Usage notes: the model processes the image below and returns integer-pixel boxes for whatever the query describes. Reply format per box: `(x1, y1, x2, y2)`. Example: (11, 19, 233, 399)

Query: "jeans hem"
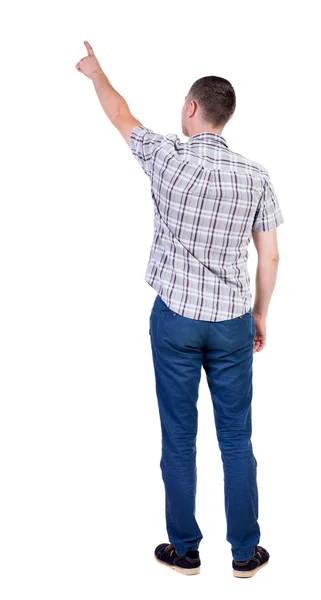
(232, 546, 257, 562)
(175, 544, 199, 556)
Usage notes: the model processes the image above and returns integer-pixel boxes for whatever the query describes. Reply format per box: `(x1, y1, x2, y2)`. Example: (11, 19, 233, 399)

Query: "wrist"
(252, 308, 267, 320)
(91, 68, 105, 81)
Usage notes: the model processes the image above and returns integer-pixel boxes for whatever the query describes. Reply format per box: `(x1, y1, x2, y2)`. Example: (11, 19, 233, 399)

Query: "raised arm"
(75, 41, 142, 146)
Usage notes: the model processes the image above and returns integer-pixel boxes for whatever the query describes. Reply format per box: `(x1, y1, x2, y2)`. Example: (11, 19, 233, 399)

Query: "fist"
(253, 313, 266, 353)
(75, 41, 103, 79)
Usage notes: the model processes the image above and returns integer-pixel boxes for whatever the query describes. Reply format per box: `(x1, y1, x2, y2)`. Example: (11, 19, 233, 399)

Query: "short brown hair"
(187, 76, 236, 128)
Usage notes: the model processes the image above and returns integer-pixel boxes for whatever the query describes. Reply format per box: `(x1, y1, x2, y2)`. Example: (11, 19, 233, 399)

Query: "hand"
(253, 312, 266, 353)
(75, 41, 103, 79)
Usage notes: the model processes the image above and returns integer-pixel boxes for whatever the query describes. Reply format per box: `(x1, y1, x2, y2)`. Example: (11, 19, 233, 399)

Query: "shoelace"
(165, 543, 176, 557)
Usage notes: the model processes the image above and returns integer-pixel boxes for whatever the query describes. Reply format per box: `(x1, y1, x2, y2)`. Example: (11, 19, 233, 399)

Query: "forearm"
(91, 70, 130, 123)
(252, 258, 279, 318)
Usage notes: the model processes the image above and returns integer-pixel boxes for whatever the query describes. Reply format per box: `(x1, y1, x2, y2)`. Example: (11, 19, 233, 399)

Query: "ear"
(188, 99, 197, 117)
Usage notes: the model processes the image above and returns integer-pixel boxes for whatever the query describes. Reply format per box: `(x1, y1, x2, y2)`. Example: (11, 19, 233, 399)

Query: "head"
(181, 76, 236, 138)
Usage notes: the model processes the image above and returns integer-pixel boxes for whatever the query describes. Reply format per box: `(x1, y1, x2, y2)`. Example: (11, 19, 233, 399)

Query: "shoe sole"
(233, 560, 269, 578)
(154, 555, 200, 575)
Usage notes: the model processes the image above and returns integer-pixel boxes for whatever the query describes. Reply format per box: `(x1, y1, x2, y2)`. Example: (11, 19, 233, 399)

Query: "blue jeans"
(149, 294, 260, 561)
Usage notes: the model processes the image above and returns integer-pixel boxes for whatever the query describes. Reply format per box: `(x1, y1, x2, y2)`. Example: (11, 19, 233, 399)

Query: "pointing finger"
(84, 40, 94, 56)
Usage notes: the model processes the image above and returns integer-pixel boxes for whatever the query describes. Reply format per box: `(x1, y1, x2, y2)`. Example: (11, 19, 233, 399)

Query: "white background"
(1, 1, 320, 598)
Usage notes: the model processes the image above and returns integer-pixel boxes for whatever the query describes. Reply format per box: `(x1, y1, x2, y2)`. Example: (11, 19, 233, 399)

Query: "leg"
(149, 296, 205, 556)
(203, 310, 260, 561)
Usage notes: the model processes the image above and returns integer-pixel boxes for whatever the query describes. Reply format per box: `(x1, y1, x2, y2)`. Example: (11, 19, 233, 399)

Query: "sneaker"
(232, 545, 270, 578)
(154, 543, 201, 575)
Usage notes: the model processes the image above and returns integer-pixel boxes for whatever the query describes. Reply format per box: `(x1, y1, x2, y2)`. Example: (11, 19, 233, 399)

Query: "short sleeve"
(252, 170, 284, 232)
(130, 125, 178, 176)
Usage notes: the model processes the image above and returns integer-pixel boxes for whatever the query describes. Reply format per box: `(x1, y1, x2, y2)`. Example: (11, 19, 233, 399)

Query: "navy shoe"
(154, 543, 201, 575)
(232, 545, 270, 578)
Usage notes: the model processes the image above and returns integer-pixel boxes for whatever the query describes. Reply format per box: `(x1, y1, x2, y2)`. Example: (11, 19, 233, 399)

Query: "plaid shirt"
(130, 125, 284, 321)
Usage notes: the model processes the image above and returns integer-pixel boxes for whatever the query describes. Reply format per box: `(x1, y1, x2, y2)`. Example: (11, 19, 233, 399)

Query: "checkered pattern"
(130, 125, 284, 321)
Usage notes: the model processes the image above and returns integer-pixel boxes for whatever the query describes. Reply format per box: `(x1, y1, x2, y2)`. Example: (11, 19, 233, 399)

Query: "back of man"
(76, 46, 284, 578)
(130, 122, 283, 322)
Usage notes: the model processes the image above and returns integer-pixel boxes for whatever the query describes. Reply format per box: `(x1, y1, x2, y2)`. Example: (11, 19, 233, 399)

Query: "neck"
(188, 126, 224, 138)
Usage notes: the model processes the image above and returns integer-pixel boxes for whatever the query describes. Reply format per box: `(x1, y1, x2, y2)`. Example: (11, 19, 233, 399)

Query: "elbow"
(258, 252, 280, 265)
(111, 104, 131, 125)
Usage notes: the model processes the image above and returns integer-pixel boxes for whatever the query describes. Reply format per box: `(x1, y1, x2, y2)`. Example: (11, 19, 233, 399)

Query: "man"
(76, 41, 284, 579)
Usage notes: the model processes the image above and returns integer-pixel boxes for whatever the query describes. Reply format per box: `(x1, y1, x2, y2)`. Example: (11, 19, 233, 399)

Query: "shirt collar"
(188, 131, 228, 150)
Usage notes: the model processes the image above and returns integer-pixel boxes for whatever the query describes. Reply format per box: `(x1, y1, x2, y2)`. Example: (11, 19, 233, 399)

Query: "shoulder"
(130, 125, 180, 145)
(228, 148, 267, 179)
